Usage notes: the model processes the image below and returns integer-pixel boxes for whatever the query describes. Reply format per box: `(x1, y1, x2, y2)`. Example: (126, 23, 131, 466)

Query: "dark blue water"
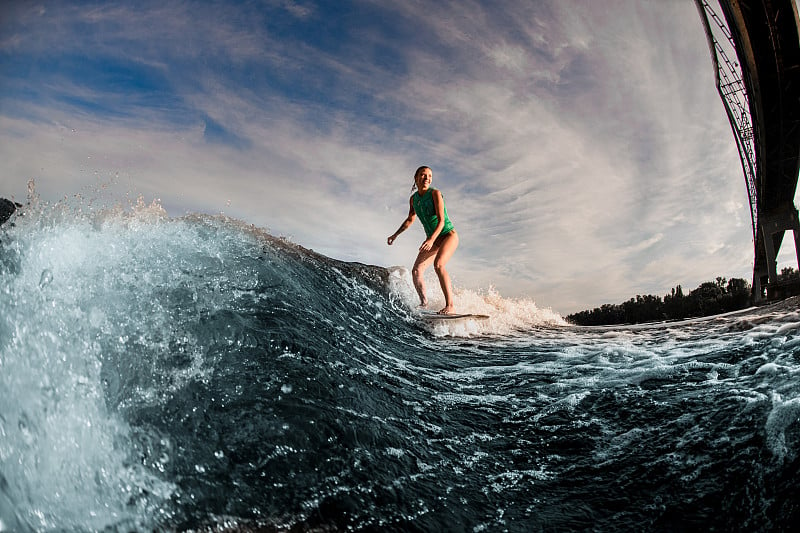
(1, 198, 799, 532)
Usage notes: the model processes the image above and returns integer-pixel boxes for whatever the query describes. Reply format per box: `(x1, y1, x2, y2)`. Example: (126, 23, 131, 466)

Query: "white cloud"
(1, 0, 779, 314)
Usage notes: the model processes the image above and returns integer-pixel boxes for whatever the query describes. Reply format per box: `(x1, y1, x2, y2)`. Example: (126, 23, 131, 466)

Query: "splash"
(0, 194, 180, 530)
(387, 266, 566, 337)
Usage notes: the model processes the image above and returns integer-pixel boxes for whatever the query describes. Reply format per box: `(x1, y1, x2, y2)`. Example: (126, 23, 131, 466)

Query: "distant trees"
(780, 266, 800, 281)
(568, 268, 800, 325)
(567, 276, 753, 326)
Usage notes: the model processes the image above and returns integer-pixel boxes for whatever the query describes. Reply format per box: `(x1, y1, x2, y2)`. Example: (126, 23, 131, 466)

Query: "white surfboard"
(419, 311, 490, 321)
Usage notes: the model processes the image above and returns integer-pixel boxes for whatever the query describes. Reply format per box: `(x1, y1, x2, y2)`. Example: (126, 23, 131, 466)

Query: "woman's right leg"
(412, 248, 437, 307)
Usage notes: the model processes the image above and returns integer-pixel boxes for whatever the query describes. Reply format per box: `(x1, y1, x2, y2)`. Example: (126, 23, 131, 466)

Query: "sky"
(1, 0, 798, 315)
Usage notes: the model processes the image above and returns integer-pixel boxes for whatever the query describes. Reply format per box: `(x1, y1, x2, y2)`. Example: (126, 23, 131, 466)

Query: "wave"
(0, 194, 562, 530)
(8, 193, 796, 531)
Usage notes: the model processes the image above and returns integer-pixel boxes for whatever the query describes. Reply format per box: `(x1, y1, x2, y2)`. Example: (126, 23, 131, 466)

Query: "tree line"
(567, 267, 800, 326)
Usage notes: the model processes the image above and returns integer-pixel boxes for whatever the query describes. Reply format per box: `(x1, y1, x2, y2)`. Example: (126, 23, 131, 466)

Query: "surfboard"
(419, 312, 490, 321)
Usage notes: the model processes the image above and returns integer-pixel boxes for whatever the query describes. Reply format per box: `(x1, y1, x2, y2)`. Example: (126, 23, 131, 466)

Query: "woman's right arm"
(387, 197, 416, 245)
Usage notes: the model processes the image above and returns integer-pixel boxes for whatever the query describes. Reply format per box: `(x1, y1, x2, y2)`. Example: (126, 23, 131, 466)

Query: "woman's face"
(415, 167, 432, 190)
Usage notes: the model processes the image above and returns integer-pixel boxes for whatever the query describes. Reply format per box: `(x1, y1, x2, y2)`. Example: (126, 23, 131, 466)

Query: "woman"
(387, 166, 459, 314)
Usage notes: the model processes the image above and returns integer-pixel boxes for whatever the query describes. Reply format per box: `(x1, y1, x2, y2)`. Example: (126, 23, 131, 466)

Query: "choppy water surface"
(1, 199, 798, 532)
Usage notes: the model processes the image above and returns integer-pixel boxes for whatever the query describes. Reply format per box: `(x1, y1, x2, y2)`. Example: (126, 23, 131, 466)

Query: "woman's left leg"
(433, 230, 459, 314)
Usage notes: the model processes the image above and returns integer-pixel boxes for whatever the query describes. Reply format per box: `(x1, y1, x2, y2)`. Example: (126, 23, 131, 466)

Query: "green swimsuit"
(413, 188, 454, 238)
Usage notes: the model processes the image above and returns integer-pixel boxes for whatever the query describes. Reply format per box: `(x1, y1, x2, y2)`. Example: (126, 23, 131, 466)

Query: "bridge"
(696, 0, 800, 300)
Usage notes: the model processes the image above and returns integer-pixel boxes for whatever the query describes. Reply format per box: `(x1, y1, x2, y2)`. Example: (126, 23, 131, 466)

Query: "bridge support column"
(758, 205, 800, 300)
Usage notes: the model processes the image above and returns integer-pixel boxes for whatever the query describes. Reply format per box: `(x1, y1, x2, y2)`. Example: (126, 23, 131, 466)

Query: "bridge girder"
(699, 0, 800, 300)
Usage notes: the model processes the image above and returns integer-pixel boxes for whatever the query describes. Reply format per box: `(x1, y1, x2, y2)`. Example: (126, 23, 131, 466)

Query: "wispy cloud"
(1, 0, 785, 314)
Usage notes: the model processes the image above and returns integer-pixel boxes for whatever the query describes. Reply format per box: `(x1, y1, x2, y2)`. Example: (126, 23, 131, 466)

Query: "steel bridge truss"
(695, 0, 759, 242)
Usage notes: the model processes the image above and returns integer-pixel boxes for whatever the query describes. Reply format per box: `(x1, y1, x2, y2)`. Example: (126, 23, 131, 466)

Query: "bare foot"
(438, 306, 455, 315)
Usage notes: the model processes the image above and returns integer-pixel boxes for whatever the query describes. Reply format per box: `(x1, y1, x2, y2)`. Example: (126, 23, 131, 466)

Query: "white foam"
(0, 195, 189, 529)
(386, 268, 566, 337)
(765, 392, 800, 463)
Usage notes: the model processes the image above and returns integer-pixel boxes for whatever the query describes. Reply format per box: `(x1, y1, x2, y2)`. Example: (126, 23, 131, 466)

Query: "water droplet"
(281, 384, 292, 394)
(18, 413, 35, 446)
(89, 307, 105, 328)
(194, 464, 206, 473)
(38, 269, 53, 289)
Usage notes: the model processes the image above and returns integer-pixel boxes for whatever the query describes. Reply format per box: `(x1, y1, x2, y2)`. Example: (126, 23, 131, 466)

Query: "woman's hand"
(419, 238, 435, 252)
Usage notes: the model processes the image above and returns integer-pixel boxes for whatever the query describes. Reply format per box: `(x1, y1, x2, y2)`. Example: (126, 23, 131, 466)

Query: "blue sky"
(1, 0, 797, 314)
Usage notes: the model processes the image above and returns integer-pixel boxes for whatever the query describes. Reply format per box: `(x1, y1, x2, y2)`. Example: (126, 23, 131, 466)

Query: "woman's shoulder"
(411, 188, 440, 201)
